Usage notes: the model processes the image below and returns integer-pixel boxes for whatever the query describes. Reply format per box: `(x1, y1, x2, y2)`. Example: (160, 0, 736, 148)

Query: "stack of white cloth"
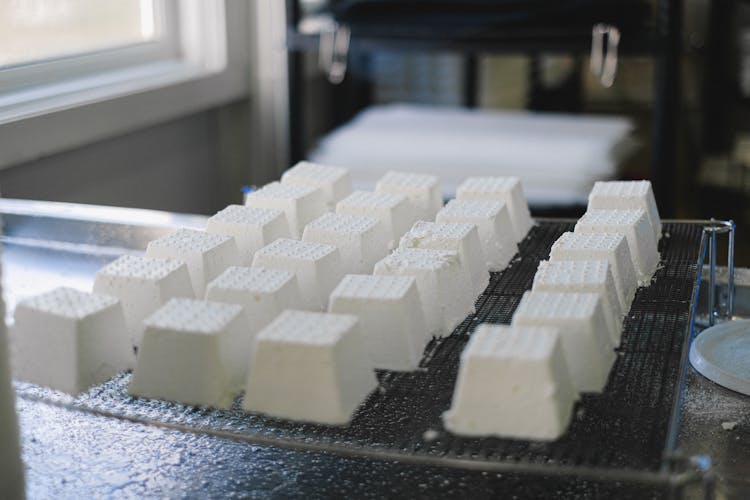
(309, 104, 636, 207)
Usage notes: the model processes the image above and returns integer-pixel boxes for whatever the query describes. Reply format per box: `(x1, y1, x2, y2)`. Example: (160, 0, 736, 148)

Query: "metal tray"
(2, 200, 712, 497)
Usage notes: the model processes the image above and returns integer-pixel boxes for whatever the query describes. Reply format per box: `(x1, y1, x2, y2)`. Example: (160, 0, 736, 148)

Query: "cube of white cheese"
(129, 298, 251, 408)
(245, 181, 328, 238)
(145, 228, 240, 298)
(443, 324, 577, 440)
(0, 276, 25, 499)
(436, 199, 517, 271)
(375, 170, 443, 221)
(336, 190, 416, 249)
(588, 180, 661, 242)
(302, 212, 389, 274)
(251, 238, 342, 311)
(456, 176, 534, 242)
(373, 247, 474, 337)
(243, 310, 377, 425)
(532, 260, 622, 346)
(11, 287, 135, 395)
(399, 221, 489, 297)
(329, 274, 428, 370)
(281, 161, 352, 209)
(575, 209, 659, 285)
(512, 291, 616, 393)
(93, 255, 194, 350)
(206, 205, 291, 265)
(549, 231, 638, 314)
(206, 266, 303, 333)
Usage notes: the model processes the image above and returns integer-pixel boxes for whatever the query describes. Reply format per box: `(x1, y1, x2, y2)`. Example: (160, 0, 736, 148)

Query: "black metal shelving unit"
(284, 0, 683, 218)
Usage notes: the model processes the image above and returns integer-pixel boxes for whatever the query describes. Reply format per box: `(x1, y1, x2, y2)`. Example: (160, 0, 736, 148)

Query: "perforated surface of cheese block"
(93, 255, 194, 348)
(399, 220, 488, 297)
(575, 208, 659, 285)
(444, 324, 576, 440)
(329, 274, 428, 370)
(21, 285, 119, 318)
(588, 180, 661, 242)
(532, 259, 622, 346)
(130, 298, 251, 408)
(373, 247, 474, 336)
(512, 291, 616, 393)
(251, 238, 342, 310)
(11, 287, 134, 395)
(206, 205, 291, 265)
(302, 212, 389, 274)
(243, 310, 377, 425)
(455, 176, 533, 241)
(437, 199, 517, 271)
(145, 228, 240, 298)
(245, 181, 328, 238)
(281, 161, 352, 209)
(375, 170, 443, 221)
(206, 266, 303, 333)
(548, 231, 637, 313)
(335, 190, 416, 249)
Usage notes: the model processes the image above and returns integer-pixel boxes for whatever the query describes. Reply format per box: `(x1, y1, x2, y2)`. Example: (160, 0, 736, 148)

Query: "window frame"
(0, 0, 253, 170)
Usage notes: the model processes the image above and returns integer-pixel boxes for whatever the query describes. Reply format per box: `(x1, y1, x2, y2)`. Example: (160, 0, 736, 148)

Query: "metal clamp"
(318, 21, 350, 85)
(590, 23, 621, 88)
(704, 219, 736, 326)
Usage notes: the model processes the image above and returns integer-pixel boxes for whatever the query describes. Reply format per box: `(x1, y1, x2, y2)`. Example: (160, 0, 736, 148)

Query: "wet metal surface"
(680, 270, 750, 499)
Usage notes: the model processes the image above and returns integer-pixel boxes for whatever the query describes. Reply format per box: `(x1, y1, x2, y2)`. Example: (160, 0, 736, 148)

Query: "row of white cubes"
(444, 180, 663, 440)
(10, 164, 533, 426)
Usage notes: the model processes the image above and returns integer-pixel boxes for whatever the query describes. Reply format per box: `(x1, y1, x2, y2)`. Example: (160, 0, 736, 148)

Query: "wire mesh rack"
(16, 220, 708, 489)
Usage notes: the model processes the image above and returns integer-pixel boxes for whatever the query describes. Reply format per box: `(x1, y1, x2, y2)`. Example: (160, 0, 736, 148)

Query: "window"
(0, 0, 187, 100)
(0, 0, 253, 169)
(0, 0, 166, 68)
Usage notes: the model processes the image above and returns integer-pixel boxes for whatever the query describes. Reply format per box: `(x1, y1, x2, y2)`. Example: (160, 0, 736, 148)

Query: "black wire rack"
(17, 220, 706, 484)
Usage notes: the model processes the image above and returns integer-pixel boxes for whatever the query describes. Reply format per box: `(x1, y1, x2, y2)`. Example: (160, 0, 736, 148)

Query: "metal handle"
(703, 219, 736, 325)
(590, 24, 621, 88)
(318, 21, 350, 85)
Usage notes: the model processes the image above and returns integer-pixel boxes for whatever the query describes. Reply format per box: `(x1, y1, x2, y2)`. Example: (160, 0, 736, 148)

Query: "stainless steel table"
(3, 199, 746, 499)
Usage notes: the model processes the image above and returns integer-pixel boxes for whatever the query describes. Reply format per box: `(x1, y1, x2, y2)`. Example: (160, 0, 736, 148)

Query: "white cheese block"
(443, 324, 576, 440)
(0, 263, 25, 499)
(206, 266, 303, 333)
(436, 199, 517, 271)
(455, 176, 534, 242)
(129, 298, 251, 408)
(251, 238, 342, 311)
(93, 255, 194, 350)
(11, 287, 135, 394)
(206, 205, 291, 265)
(512, 291, 616, 393)
(375, 170, 443, 221)
(302, 212, 389, 274)
(335, 190, 416, 250)
(575, 209, 659, 285)
(329, 274, 428, 370)
(245, 181, 328, 238)
(588, 180, 661, 242)
(281, 161, 352, 209)
(532, 260, 622, 346)
(145, 228, 240, 298)
(243, 310, 377, 425)
(373, 247, 474, 337)
(399, 220, 489, 297)
(549, 231, 638, 314)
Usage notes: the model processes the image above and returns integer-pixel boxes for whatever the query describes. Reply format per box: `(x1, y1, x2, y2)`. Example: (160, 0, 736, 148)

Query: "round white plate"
(689, 319, 750, 396)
